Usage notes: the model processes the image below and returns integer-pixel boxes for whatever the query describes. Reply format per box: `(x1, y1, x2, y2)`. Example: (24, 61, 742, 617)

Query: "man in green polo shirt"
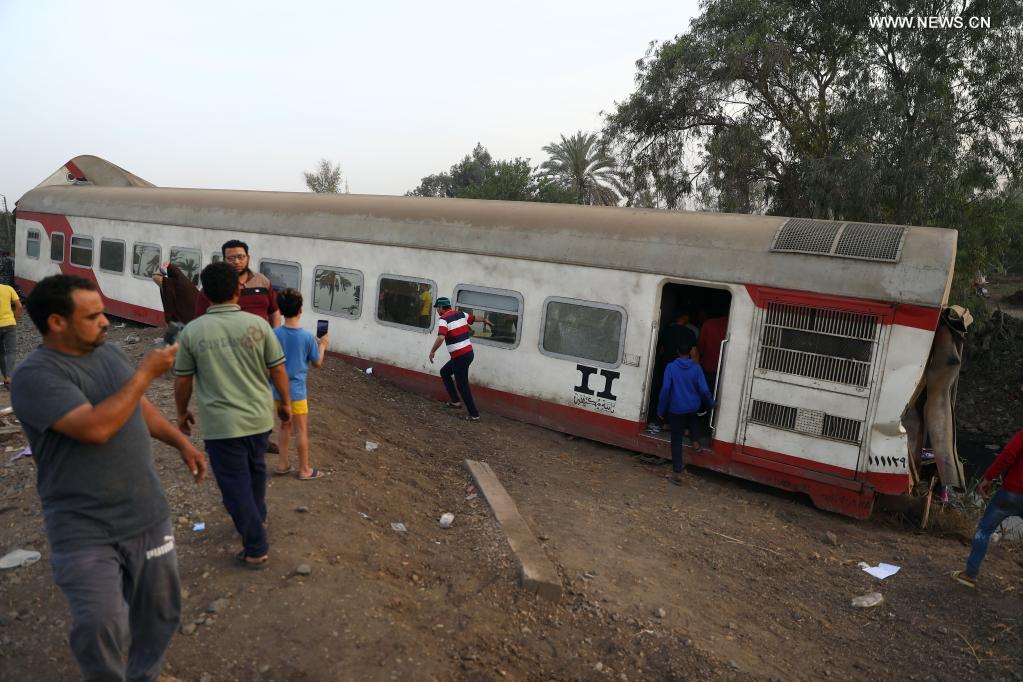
(174, 262, 291, 569)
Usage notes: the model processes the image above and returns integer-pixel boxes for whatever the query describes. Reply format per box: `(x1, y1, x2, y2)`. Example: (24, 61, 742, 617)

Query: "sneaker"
(667, 471, 686, 486)
(646, 423, 661, 434)
(951, 570, 976, 588)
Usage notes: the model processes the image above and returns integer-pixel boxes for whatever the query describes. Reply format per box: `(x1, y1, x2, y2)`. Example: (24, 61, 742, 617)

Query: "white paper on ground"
(862, 562, 900, 579)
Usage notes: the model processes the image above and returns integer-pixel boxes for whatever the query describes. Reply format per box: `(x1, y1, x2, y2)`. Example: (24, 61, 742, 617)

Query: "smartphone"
(161, 321, 184, 346)
(316, 319, 329, 338)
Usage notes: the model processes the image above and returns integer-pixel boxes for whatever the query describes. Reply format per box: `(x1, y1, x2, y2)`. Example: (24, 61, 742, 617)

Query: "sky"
(0, 0, 700, 205)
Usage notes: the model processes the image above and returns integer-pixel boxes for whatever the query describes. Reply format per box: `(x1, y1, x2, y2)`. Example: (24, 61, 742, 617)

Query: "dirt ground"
(1, 311, 1021, 681)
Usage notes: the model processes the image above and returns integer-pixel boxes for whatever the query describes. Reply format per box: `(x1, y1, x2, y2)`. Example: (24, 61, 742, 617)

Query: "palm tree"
(175, 257, 199, 285)
(540, 131, 627, 206)
(315, 269, 352, 310)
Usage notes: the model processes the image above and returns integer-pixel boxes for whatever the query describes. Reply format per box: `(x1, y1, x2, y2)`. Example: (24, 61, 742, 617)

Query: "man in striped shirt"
(428, 297, 480, 421)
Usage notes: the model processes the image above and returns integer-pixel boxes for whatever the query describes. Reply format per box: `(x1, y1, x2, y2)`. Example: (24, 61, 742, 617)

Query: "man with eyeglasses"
(194, 240, 281, 328)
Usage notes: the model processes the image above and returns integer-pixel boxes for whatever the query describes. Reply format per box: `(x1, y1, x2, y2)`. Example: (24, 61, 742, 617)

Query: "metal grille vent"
(772, 219, 840, 255)
(835, 223, 904, 261)
(772, 219, 905, 263)
(749, 399, 862, 444)
(758, 303, 880, 387)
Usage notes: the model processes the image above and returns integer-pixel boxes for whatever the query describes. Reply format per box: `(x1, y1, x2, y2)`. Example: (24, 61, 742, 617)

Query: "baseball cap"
(433, 297, 451, 308)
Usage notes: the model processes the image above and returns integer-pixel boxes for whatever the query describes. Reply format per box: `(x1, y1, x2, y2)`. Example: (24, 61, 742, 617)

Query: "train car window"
(50, 232, 65, 262)
(376, 275, 436, 332)
(70, 236, 94, 268)
(170, 247, 202, 286)
(453, 285, 523, 349)
(259, 259, 301, 291)
(211, 253, 222, 264)
(26, 229, 40, 259)
(540, 297, 627, 367)
(312, 266, 363, 319)
(132, 243, 162, 279)
(99, 239, 125, 273)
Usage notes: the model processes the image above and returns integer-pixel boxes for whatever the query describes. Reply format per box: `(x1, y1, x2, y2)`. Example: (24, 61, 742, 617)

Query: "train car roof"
(18, 185, 956, 307)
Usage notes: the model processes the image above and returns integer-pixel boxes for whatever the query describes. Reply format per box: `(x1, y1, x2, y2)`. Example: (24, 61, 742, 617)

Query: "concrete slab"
(464, 459, 562, 602)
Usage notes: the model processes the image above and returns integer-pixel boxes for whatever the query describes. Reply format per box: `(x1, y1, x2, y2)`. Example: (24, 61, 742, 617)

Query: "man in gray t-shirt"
(12, 275, 206, 681)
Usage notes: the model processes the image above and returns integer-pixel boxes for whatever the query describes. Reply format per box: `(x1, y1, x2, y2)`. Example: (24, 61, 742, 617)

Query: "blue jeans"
(206, 432, 271, 558)
(966, 488, 1023, 578)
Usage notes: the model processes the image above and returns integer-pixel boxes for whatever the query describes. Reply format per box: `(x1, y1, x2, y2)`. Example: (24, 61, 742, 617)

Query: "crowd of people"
(2, 239, 1020, 680)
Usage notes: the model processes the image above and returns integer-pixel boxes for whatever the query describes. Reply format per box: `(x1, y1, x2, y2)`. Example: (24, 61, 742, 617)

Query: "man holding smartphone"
(174, 262, 291, 569)
(12, 275, 206, 681)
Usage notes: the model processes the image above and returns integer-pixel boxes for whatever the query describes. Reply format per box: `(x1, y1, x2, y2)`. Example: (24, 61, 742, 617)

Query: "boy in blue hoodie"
(658, 343, 715, 485)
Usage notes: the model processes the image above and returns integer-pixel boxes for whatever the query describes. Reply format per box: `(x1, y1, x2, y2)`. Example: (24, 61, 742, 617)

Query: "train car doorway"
(643, 283, 732, 445)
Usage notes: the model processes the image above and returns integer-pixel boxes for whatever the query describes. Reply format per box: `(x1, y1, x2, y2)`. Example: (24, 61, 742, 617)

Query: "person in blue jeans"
(658, 344, 715, 486)
(953, 428, 1023, 588)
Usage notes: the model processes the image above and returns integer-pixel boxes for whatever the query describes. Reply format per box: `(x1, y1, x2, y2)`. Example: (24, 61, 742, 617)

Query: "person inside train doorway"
(952, 427, 1023, 588)
(658, 343, 715, 485)
(696, 305, 729, 397)
(195, 239, 285, 452)
(429, 297, 480, 422)
(647, 310, 699, 434)
(174, 262, 291, 569)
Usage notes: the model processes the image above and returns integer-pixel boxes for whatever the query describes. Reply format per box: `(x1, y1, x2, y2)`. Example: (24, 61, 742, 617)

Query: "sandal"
(298, 468, 324, 481)
(951, 570, 976, 588)
(273, 466, 294, 476)
(235, 550, 269, 570)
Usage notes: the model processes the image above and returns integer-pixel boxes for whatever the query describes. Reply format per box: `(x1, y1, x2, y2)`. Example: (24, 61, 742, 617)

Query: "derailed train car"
(14, 156, 962, 518)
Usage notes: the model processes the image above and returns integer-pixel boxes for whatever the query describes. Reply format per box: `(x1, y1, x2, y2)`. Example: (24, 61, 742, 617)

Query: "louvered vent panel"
(771, 219, 906, 263)
(772, 219, 840, 255)
(758, 303, 880, 387)
(834, 223, 904, 262)
(749, 400, 862, 444)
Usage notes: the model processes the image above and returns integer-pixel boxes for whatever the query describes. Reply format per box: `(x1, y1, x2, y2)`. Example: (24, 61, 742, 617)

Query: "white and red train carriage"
(14, 156, 958, 518)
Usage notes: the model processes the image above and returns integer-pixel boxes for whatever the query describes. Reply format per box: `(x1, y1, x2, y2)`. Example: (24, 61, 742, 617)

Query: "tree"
(303, 159, 347, 194)
(539, 131, 627, 205)
(407, 144, 576, 203)
(604, 0, 1023, 303)
(315, 268, 353, 310)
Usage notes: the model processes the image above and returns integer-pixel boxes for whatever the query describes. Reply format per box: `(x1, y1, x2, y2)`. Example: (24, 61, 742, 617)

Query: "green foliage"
(539, 131, 627, 205)
(604, 0, 1023, 299)
(303, 159, 347, 194)
(0, 211, 13, 253)
(407, 143, 575, 203)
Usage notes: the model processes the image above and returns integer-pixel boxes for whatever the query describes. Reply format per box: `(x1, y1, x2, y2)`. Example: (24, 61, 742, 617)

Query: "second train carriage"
(14, 157, 958, 518)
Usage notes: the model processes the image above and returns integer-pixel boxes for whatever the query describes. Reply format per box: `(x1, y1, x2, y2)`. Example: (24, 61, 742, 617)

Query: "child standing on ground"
(272, 289, 328, 480)
(658, 343, 715, 486)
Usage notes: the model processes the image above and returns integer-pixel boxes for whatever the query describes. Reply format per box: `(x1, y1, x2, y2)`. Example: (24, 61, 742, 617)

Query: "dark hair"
(221, 239, 249, 256)
(676, 344, 693, 357)
(200, 262, 240, 304)
(277, 288, 303, 318)
(26, 275, 98, 334)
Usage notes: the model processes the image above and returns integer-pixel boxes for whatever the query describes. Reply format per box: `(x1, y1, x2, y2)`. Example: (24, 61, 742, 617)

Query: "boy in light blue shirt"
(272, 289, 329, 480)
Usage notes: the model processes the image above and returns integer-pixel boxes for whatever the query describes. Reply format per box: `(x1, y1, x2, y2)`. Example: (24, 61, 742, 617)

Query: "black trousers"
(668, 412, 704, 473)
(440, 351, 479, 418)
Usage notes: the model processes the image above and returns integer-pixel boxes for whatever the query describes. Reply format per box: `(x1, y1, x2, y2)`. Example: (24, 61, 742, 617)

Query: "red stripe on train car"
(15, 210, 166, 326)
(64, 160, 87, 181)
(745, 284, 940, 331)
(328, 351, 901, 517)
